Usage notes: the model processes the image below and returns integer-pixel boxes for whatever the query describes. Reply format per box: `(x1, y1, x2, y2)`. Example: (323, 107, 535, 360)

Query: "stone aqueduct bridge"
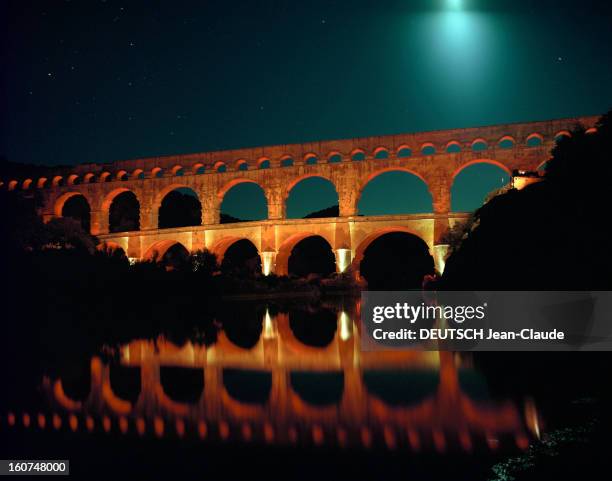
(6, 115, 598, 275)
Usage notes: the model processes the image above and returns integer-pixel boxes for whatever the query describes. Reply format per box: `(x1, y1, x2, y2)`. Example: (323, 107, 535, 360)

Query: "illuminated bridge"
(2, 115, 598, 275)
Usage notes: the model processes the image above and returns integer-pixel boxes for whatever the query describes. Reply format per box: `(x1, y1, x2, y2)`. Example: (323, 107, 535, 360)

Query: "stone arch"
(451, 160, 512, 212)
(285, 174, 339, 219)
(218, 178, 268, 222)
(327, 151, 343, 163)
(156, 184, 202, 229)
(421, 142, 436, 155)
(235, 159, 249, 171)
(210, 236, 260, 264)
(151, 167, 164, 178)
(67, 174, 79, 185)
(396, 145, 412, 158)
(497, 135, 516, 149)
(8, 180, 18, 191)
(54, 191, 90, 217)
(22, 179, 33, 190)
(526, 132, 544, 146)
(554, 130, 572, 141)
(257, 157, 271, 169)
(37, 177, 48, 188)
(52, 175, 63, 187)
(83, 173, 95, 183)
(275, 232, 335, 276)
(585, 127, 597, 134)
(357, 168, 433, 215)
(304, 153, 318, 165)
(55, 191, 92, 232)
(214, 161, 227, 173)
(445, 140, 462, 153)
(101, 188, 141, 232)
(351, 148, 365, 161)
(192, 163, 205, 175)
(280, 155, 294, 167)
(352, 226, 430, 276)
(115, 170, 127, 181)
(373, 147, 390, 159)
(471, 138, 488, 151)
(170, 165, 184, 176)
(143, 240, 189, 263)
(100, 171, 112, 182)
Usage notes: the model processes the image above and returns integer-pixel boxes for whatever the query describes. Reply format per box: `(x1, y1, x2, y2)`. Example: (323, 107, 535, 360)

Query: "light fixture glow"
(448, 0, 462, 9)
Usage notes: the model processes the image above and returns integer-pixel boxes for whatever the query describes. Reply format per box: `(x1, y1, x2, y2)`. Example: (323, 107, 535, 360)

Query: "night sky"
(2, 0, 611, 216)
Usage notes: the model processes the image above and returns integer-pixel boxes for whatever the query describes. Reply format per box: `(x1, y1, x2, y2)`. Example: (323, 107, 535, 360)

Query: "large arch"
(352, 227, 433, 287)
(101, 188, 140, 231)
(157, 185, 202, 229)
(143, 240, 190, 268)
(215, 238, 262, 277)
(54, 192, 91, 232)
(218, 179, 268, 223)
(108, 190, 140, 233)
(285, 175, 339, 219)
(357, 169, 433, 215)
(451, 160, 512, 212)
(275, 232, 335, 277)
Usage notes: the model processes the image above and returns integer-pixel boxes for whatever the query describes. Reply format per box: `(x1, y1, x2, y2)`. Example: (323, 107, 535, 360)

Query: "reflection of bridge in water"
(39, 309, 540, 451)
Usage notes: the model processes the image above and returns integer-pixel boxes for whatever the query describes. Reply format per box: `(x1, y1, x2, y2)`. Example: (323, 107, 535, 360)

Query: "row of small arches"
(1, 128, 587, 191)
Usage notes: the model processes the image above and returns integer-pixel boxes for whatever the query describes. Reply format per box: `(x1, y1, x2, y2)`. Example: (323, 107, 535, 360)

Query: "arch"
(67, 174, 79, 185)
(585, 127, 597, 135)
(83, 173, 96, 183)
(288, 308, 337, 348)
(52, 175, 63, 187)
(223, 369, 271, 405)
(351, 149, 365, 161)
(290, 371, 344, 406)
(554, 130, 572, 141)
(526, 133, 544, 147)
(100, 171, 112, 182)
(108, 190, 140, 232)
(280, 155, 294, 167)
(471, 138, 488, 152)
(8, 180, 18, 191)
(151, 167, 164, 178)
(327, 152, 342, 163)
(397, 145, 412, 158)
(304, 153, 318, 165)
(451, 160, 511, 212)
(159, 367, 203, 404)
(143, 240, 189, 263)
(275, 232, 335, 277)
(115, 170, 127, 181)
(157, 185, 201, 228)
(37, 177, 48, 188)
(445, 140, 462, 153)
(497, 135, 516, 149)
(421, 142, 436, 155)
(373, 147, 390, 159)
(286, 175, 339, 219)
(214, 161, 227, 173)
(171, 165, 184, 176)
(363, 370, 438, 406)
(192, 163, 205, 175)
(236, 159, 249, 171)
(357, 169, 433, 215)
(219, 179, 268, 222)
(55, 192, 91, 232)
(257, 157, 271, 169)
(354, 229, 434, 288)
(217, 238, 262, 276)
(22, 179, 33, 190)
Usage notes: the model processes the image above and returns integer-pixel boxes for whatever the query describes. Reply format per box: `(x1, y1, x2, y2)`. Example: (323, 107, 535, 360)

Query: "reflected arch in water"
(218, 303, 265, 349)
(363, 370, 438, 406)
(109, 365, 141, 405)
(160, 366, 204, 404)
(287, 308, 337, 348)
(290, 371, 344, 406)
(223, 369, 272, 405)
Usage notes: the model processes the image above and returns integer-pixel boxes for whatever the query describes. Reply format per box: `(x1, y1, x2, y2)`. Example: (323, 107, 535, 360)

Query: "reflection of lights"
(262, 251, 276, 276)
(339, 311, 352, 340)
(263, 308, 276, 339)
(433, 244, 449, 274)
(524, 397, 541, 439)
(335, 248, 351, 273)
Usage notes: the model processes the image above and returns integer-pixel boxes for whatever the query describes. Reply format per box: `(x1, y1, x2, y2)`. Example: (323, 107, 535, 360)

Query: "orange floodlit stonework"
(2, 116, 597, 275)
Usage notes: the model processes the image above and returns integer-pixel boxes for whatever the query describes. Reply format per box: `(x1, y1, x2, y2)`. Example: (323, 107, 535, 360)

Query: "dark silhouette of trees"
(442, 110, 612, 290)
(61, 195, 91, 232)
(303, 204, 339, 218)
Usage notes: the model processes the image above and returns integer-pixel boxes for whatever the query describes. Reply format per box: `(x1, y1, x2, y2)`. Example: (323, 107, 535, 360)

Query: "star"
(321, 19, 326, 24)
(557, 56, 563, 61)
